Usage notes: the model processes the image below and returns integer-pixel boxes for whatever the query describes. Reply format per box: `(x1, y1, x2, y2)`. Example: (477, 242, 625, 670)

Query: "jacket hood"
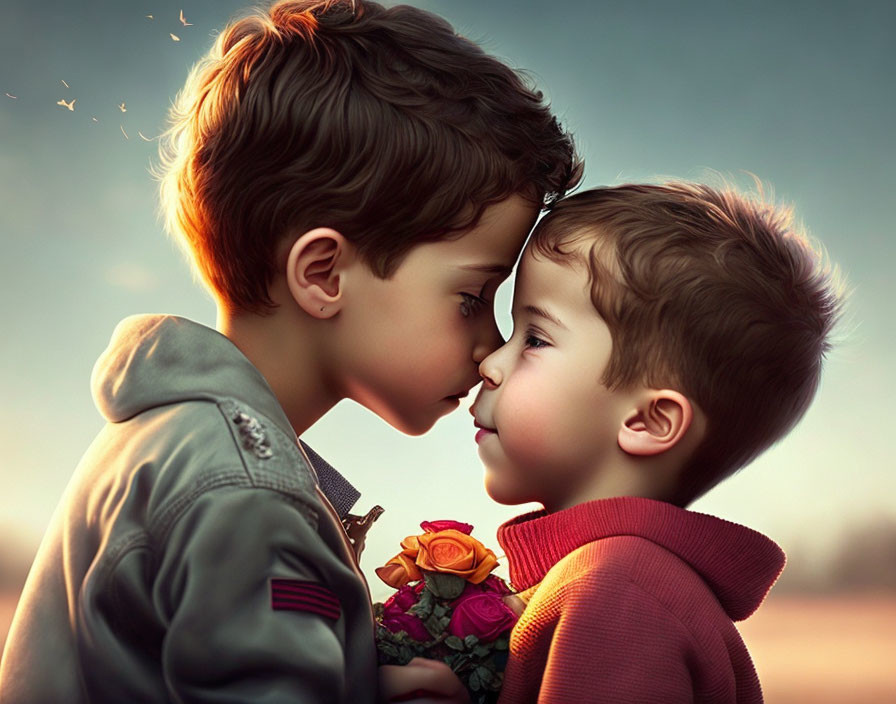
(91, 315, 295, 440)
(498, 496, 785, 622)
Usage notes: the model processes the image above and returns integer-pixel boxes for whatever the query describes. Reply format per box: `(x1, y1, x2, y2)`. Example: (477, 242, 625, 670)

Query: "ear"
(617, 390, 694, 457)
(284, 228, 353, 319)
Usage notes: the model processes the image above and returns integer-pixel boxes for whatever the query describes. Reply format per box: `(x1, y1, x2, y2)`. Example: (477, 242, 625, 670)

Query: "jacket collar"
(300, 440, 360, 517)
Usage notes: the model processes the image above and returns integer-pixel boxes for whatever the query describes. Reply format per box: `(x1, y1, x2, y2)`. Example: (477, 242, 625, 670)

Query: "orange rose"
(375, 536, 422, 588)
(415, 529, 498, 584)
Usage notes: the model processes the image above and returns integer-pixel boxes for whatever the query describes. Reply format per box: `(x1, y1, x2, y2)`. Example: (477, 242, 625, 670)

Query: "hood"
(498, 496, 785, 622)
(91, 314, 363, 518)
(90, 315, 295, 440)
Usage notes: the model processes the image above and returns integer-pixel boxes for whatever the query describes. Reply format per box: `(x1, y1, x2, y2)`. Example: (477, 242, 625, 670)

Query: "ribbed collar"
(497, 496, 785, 622)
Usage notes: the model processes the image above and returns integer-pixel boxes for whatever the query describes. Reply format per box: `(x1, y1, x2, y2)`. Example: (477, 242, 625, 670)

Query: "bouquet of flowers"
(374, 520, 519, 704)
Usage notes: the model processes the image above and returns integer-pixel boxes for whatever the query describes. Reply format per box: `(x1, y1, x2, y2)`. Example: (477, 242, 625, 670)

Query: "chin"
(356, 397, 441, 437)
(388, 412, 440, 437)
(483, 472, 527, 507)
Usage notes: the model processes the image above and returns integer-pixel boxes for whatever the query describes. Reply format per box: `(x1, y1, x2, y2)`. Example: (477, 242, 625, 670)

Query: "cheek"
(399, 319, 471, 383)
(494, 374, 562, 463)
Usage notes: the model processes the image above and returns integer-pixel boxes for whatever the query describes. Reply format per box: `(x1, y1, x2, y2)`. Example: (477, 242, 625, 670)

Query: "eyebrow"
(523, 304, 566, 329)
(458, 264, 514, 277)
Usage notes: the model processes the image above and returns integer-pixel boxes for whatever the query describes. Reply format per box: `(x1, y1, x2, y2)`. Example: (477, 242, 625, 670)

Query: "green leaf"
(476, 666, 495, 688)
(423, 571, 467, 599)
(473, 644, 490, 658)
(378, 642, 399, 659)
(444, 635, 465, 651)
(469, 669, 481, 692)
(409, 588, 435, 619)
(424, 611, 447, 638)
(464, 634, 479, 648)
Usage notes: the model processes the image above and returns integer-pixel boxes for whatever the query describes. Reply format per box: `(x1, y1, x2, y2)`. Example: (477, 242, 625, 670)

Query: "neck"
(216, 305, 339, 436)
(545, 455, 679, 513)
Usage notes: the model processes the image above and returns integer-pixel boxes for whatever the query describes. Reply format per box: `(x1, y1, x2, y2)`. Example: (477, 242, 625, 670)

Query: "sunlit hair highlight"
(155, 0, 581, 312)
(530, 182, 843, 505)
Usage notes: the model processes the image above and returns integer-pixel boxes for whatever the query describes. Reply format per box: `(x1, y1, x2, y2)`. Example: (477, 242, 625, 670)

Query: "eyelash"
(460, 292, 488, 318)
(523, 330, 549, 349)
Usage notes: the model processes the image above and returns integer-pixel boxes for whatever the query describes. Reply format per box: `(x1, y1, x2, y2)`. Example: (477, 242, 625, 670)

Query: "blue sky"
(1, 0, 893, 593)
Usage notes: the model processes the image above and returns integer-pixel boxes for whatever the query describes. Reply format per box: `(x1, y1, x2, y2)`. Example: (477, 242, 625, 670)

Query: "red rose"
(383, 584, 420, 612)
(381, 604, 431, 642)
(420, 520, 474, 535)
(481, 574, 513, 596)
(447, 592, 518, 643)
(451, 574, 513, 606)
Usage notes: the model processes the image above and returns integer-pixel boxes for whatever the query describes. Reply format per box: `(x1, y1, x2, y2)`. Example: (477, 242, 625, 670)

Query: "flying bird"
(60, 79, 70, 88)
(91, 116, 98, 122)
(118, 102, 127, 112)
(179, 10, 192, 26)
(57, 98, 76, 111)
(145, 14, 154, 20)
(138, 131, 156, 142)
(5, 93, 17, 99)
(120, 125, 129, 140)
(170, 33, 181, 41)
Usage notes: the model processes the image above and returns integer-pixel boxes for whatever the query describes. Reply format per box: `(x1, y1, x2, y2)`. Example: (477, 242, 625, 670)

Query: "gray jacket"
(0, 315, 379, 703)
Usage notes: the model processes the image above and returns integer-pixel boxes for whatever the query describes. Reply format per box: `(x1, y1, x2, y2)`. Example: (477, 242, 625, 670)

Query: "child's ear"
(285, 228, 353, 319)
(617, 390, 693, 457)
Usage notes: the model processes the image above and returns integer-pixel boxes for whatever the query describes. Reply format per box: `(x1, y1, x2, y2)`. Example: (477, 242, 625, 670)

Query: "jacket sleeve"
(536, 575, 696, 704)
(151, 485, 361, 703)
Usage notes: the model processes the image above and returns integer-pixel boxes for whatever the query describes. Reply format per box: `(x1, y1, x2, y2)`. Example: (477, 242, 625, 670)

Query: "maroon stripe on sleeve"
(272, 600, 341, 620)
(272, 593, 340, 615)
(272, 580, 338, 600)
(270, 579, 342, 621)
(272, 582, 339, 606)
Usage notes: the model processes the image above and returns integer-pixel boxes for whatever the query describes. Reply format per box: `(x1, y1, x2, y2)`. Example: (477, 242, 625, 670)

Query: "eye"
(523, 332, 550, 349)
(460, 292, 488, 318)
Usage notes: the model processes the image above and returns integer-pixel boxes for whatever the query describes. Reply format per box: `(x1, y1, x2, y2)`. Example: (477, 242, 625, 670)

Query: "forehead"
(514, 247, 594, 312)
(430, 193, 539, 265)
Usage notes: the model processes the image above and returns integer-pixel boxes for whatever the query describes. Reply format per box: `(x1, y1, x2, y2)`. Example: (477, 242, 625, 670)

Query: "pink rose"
(383, 584, 420, 612)
(420, 520, 474, 535)
(381, 605, 431, 642)
(447, 592, 518, 643)
(451, 574, 513, 606)
(481, 574, 512, 596)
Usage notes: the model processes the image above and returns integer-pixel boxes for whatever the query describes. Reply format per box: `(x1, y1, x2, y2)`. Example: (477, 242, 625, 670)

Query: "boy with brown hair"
(471, 182, 841, 702)
(0, 1, 579, 701)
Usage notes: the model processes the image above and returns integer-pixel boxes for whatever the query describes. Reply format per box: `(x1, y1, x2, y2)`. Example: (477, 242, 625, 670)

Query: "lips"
(472, 419, 497, 444)
(445, 375, 485, 402)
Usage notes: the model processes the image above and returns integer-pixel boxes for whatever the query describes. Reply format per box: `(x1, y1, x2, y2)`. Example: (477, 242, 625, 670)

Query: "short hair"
(530, 182, 842, 505)
(157, 0, 582, 312)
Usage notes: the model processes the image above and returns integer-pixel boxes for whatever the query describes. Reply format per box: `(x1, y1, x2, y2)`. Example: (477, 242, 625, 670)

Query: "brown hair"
(156, 0, 581, 312)
(530, 182, 843, 505)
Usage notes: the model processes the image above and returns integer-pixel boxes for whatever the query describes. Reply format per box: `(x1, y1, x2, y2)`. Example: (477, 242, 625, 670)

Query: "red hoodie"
(496, 497, 785, 703)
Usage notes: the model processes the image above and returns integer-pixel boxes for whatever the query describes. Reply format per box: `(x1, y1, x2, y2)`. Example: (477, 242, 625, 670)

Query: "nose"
(472, 315, 505, 366)
(478, 346, 503, 388)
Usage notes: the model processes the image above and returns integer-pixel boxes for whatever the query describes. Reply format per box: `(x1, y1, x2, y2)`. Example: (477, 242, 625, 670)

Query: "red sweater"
(496, 497, 785, 704)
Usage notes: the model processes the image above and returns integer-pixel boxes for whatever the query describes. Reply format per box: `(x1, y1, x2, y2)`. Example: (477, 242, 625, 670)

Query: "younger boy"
(0, 1, 579, 701)
(471, 183, 840, 702)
